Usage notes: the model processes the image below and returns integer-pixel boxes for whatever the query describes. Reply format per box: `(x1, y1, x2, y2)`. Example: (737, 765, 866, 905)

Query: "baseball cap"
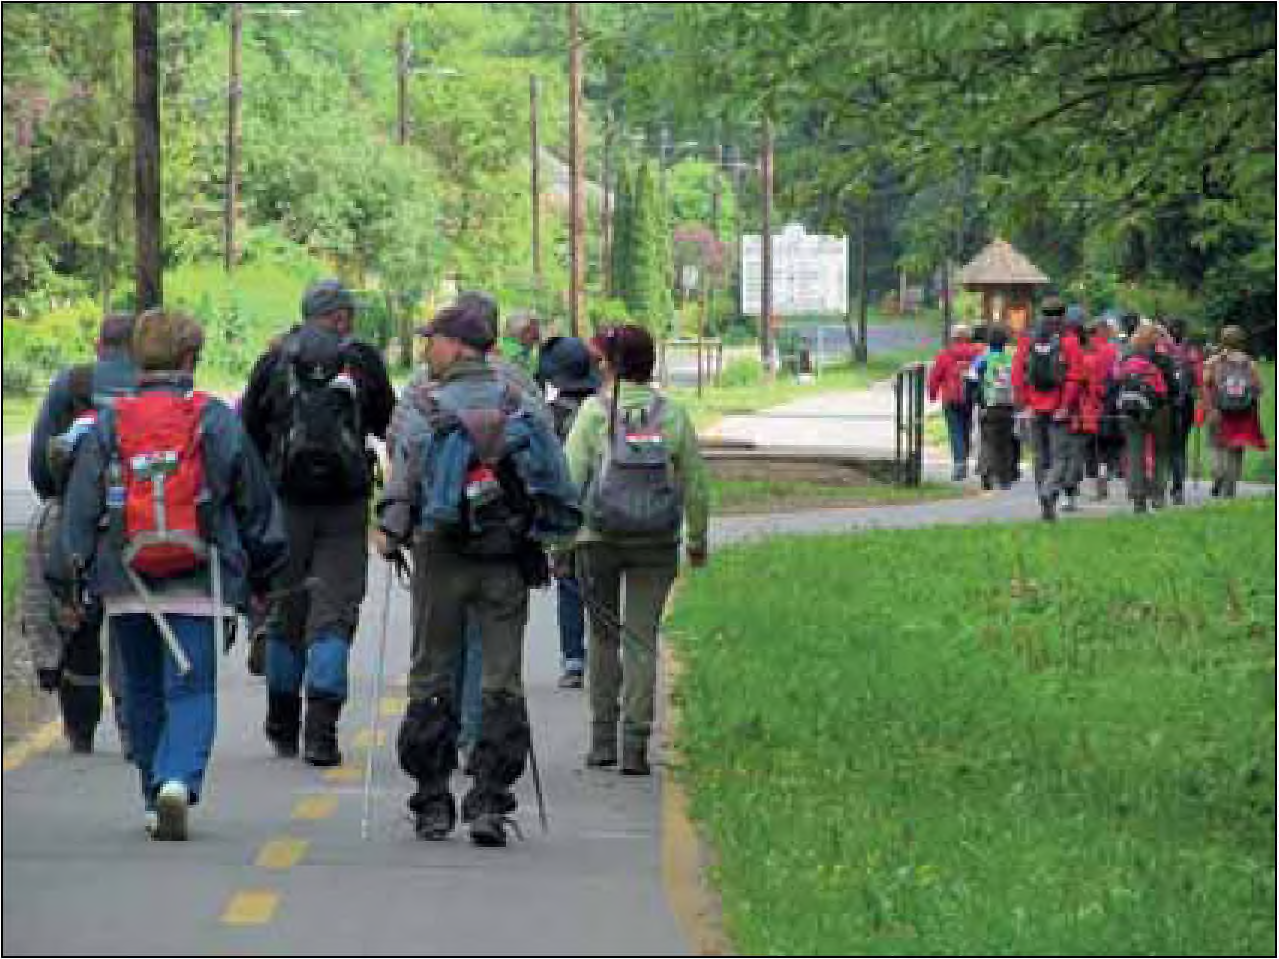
(416, 292, 499, 350)
(301, 279, 356, 320)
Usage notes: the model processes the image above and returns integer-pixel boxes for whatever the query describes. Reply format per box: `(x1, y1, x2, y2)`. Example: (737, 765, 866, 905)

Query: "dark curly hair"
(590, 324, 655, 382)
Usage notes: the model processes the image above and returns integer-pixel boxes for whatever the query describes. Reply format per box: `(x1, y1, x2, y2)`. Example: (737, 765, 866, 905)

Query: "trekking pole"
(526, 726, 550, 835)
(361, 554, 396, 841)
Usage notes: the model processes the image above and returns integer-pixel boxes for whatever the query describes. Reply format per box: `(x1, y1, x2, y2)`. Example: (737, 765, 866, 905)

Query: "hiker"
(564, 324, 709, 775)
(1054, 307, 1091, 512)
(1080, 317, 1123, 499)
(498, 309, 542, 379)
(537, 336, 602, 689)
(1013, 296, 1084, 520)
(25, 312, 138, 755)
(1114, 323, 1172, 512)
(46, 309, 287, 840)
(1163, 318, 1205, 505)
(376, 292, 580, 846)
(926, 324, 982, 481)
(972, 325, 1017, 489)
(240, 280, 395, 766)
(1203, 325, 1267, 498)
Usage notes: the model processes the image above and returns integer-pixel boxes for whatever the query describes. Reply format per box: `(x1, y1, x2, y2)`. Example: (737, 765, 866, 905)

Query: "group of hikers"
(928, 296, 1268, 519)
(23, 282, 708, 848)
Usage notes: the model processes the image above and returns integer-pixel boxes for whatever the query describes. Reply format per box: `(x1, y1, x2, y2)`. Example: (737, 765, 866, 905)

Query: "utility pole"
(601, 112, 613, 298)
(134, 2, 162, 310)
(568, 2, 585, 336)
(529, 74, 542, 304)
(709, 143, 722, 338)
(760, 116, 774, 371)
(223, 1, 243, 273)
(396, 25, 410, 146)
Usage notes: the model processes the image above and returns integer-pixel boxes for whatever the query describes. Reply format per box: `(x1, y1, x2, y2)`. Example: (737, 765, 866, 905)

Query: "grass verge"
(2, 533, 26, 619)
(710, 479, 960, 514)
(668, 498, 1276, 955)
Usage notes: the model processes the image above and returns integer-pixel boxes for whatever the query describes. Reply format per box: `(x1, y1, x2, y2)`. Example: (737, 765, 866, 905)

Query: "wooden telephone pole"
(134, 2, 162, 310)
(759, 116, 774, 370)
(568, 2, 585, 336)
(224, 2, 243, 272)
(530, 74, 542, 301)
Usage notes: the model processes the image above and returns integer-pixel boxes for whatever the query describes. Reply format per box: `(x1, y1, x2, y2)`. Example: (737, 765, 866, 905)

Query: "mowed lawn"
(668, 498, 1275, 956)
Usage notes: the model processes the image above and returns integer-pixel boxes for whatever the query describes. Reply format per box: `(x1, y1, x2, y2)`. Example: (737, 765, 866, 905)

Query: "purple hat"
(416, 292, 498, 350)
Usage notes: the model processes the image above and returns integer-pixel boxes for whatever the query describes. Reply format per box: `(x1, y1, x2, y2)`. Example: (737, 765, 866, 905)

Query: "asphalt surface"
(2, 562, 687, 957)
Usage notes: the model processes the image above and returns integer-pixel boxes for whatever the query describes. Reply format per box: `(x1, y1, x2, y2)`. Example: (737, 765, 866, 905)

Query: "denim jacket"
(47, 376, 288, 611)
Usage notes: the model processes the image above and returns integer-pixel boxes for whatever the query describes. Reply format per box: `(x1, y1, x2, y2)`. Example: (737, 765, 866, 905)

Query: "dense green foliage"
(596, 4, 1276, 347)
(669, 498, 1276, 955)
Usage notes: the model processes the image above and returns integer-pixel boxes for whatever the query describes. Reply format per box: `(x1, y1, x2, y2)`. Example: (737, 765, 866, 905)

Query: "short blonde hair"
(132, 309, 204, 371)
(1129, 322, 1161, 351)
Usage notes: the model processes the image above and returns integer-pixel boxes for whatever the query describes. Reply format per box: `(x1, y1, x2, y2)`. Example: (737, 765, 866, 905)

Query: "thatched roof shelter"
(957, 239, 1050, 332)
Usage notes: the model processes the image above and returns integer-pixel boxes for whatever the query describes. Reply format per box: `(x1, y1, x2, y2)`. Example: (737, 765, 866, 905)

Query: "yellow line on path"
(323, 764, 362, 784)
(353, 728, 386, 749)
(255, 837, 309, 871)
(291, 795, 339, 820)
(380, 695, 407, 718)
(2, 719, 64, 773)
(221, 890, 280, 926)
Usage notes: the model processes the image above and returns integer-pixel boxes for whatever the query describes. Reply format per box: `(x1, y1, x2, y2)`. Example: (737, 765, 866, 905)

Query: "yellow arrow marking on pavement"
(221, 890, 280, 926)
(291, 795, 338, 820)
(353, 728, 386, 749)
(323, 764, 362, 784)
(255, 837, 309, 870)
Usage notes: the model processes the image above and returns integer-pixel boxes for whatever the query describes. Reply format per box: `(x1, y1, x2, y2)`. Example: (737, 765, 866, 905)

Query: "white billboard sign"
(741, 222, 848, 316)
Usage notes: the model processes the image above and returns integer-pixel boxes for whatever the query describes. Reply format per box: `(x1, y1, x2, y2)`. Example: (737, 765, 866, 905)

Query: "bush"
(719, 355, 764, 387)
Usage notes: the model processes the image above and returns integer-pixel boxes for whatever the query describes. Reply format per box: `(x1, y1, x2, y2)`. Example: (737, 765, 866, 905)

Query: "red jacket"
(1074, 338, 1119, 434)
(927, 342, 981, 406)
(1014, 332, 1084, 414)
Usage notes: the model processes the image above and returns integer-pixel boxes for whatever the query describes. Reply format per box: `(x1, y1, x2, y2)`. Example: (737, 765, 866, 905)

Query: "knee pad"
(266, 637, 305, 695)
(305, 635, 349, 701)
(397, 694, 460, 784)
(472, 691, 530, 788)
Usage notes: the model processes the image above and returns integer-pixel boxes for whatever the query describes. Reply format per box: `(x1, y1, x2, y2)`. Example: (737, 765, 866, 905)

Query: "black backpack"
(1027, 337, 1064, 391)
(272, 327, 369, 501)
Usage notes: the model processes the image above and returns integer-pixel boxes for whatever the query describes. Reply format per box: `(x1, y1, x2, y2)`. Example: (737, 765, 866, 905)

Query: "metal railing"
(894, 361, 927, 486)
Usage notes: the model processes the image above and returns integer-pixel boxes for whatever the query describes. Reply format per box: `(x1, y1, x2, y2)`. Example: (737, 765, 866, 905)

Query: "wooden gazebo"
(957, 239, 1049, 333)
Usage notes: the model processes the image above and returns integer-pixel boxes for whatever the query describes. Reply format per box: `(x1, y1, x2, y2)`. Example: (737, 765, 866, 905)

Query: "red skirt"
(1214, 409, 1268, 450)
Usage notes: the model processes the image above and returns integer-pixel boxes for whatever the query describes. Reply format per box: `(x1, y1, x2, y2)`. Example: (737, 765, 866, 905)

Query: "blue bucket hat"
(537, 336, 601, 393)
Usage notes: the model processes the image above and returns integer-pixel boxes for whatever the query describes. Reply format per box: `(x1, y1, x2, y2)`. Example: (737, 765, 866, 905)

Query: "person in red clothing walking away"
(1163, 317, 1205, 505)
(1114, 324, 1173, 513)
(1080, 317, 1123, 499)
(927, 324, 982, 481)
(1203, 324, 1268, 498)
(1013, 297, 1084, 521)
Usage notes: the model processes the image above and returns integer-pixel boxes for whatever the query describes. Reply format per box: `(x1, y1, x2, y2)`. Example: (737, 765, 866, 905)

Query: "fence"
(894, 361, 927, 486)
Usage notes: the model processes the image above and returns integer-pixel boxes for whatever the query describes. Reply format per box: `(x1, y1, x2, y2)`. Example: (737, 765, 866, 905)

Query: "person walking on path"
(377, 292, 580, 847)
(1013, 297, 1085, 521)
(26, 312, 138, 755)
(564, 324, 709, 776)
(926, 324, 982, 481)
(1203, 324, 1268, 498)
(1115, 323, 1173, 512)
(971, 325, 1018, 489)
(538, 336, 602, 690)
(1163, 318, 1206, 505)
(1081, 317, 1123, 499)
(240, 280, 395, 767)
(46, 309, 287, 840)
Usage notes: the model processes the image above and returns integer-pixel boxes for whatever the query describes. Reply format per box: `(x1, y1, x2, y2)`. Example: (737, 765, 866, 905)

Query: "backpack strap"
(67, 363, 95, 418)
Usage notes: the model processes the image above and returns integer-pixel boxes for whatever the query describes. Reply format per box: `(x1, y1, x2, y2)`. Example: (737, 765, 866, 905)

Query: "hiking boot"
(1095, 476, 1109, 500)
(469, 812, 511, 848)
(1171, 487, 1186, 506)
(1151, 494, 1166, 510)
(411, 792, 457, 842)
(265, 692, 302, 759)
(1134, 498, 1149, 514)
(980, 473, 993, 491)
(1211, 478, 1223, 498)
(1039, 494, 1057, 522)
(461, 787, 517, 822)
(302, 697, 342, 768)
(585, 723, 617, 767)
(620, 738, 651, 777)
(1062, 492, 1079, 513)
(951, 464, 966, 482)
(66, 730, 94, 755)
(152, 781, 189, 841)
(557, 670, 584, 690)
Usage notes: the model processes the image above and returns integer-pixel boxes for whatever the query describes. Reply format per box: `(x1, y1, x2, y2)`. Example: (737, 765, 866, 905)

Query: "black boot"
(585, 721, 617, 767)
(303, 695, 343, 767)
(409, 786, 457, 841)
(620, 734, 651, 776)
(465, 692, 530, 847)
(265, 692, 302, 758)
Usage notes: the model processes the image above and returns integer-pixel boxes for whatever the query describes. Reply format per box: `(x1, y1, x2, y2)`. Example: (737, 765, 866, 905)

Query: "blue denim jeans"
(455, 616, 482, 748)
(557, 576, 586, 673)
(113, 613, 217, 806)
(944, 403, 974, 466)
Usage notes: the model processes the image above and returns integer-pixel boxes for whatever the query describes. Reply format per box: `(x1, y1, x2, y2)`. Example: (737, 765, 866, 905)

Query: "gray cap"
(301, 279, 356, 320)
(416, 291, 499, 350)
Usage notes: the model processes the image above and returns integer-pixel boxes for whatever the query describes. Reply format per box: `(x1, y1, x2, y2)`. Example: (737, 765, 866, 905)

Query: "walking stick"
(361, 556, 395, 841)
(526, 726, 550, 835)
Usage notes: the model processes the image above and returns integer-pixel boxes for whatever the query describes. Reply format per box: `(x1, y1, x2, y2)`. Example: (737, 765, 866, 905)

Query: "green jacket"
(564, 381, 709, 552)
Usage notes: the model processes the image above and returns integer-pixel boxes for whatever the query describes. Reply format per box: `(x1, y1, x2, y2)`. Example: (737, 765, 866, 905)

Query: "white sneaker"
(152, 781, 189, 841)
(143, 809, 158, 836)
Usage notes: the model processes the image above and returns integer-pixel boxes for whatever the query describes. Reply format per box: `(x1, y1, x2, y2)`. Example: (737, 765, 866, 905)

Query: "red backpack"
(111, 391, 210, 578)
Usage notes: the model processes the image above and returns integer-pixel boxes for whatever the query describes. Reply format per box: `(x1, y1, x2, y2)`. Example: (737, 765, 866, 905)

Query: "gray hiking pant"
(269, 497, 369, 645)
(1124, 408, 1171, 504)
(577, 542, 679, 745)
(1029, 413, 1074, 501)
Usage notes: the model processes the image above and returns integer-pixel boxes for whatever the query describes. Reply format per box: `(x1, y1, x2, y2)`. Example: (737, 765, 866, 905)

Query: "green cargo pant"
(408, 537, 529, 703)
(577, 542, 679, 745)
(1124, 407, 1171, 505)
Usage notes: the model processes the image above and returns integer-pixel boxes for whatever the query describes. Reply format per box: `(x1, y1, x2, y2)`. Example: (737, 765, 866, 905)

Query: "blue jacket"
(29, 351, 138, 501)
(47, 376, 288, 611)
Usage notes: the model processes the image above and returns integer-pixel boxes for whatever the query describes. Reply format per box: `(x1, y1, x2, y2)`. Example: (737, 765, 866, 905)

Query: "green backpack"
(982, 351, 1016, 407)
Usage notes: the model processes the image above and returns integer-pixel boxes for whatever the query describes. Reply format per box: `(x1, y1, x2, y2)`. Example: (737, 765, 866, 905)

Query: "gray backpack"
(585, 393, 683, 537)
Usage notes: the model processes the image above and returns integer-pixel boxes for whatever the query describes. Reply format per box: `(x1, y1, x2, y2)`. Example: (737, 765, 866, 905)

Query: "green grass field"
(710, 479, 959, 514)
(668, 498, 1276, 955)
